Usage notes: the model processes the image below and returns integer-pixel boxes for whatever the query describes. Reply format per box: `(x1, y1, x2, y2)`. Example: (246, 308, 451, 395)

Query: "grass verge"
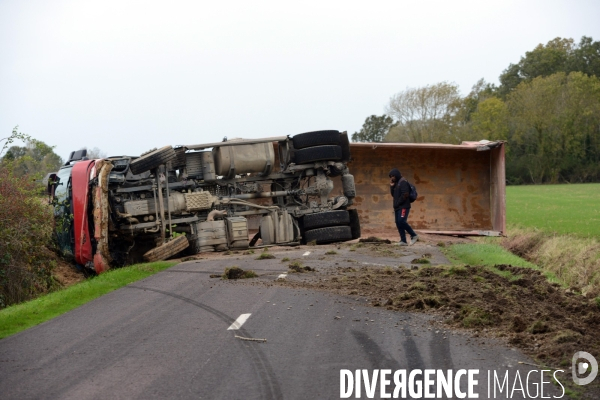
(0, 261, 176, 340)
(442, 242, 561, 284)
(444, 242, 536, 267)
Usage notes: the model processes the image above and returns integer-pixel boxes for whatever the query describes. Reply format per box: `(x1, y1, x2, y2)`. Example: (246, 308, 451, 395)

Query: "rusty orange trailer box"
(333, 141, 506, 237)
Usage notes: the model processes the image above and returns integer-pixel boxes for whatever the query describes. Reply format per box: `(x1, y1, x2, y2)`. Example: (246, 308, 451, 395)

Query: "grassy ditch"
(445, 236, 599, 397)
(0, 261, 176, 339)
(504, 183, 600, 295)
(499, 227, 600, 296)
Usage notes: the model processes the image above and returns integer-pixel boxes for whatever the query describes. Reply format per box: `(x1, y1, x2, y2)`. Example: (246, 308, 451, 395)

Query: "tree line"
(352, 36, 600, 184)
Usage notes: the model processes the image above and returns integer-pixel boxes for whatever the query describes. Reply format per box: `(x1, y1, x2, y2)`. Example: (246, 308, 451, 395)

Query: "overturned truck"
(48, 130, 360, 273)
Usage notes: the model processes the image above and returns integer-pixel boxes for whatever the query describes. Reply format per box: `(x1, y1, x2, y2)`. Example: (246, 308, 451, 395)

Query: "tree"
(498, 63, 523, 98)
(498, 36, 600, 98)
(499, 38, 574, 97)
(468, 97, 509, 142)
(0, 126, 30, 158)
(568, 36, 600, 78)
(351, 115, 397, 142)
(385, 82, 462, 143)
(1, 136, 63, 179)
(452, 79, 499, 141)
(506, 72, 600, 183)
(519, 38, 574, 80)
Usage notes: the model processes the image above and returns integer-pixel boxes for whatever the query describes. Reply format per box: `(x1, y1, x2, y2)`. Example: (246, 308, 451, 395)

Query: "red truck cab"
(49, 150, 98, 270)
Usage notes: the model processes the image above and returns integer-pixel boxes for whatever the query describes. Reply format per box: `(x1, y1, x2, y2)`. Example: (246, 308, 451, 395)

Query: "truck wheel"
(294, 145, 342, 164)
(348, 209, 361, 239)
(340, 132, 351, 162)
(171, 146, 187, 169)
(186, 235, 202, 255)
(292, 130, 340, 149)
(304, 226, 352, 244)
(303, 210, 349, 230)
(130, 146, 177, 175)
(143, 235, 189, 262)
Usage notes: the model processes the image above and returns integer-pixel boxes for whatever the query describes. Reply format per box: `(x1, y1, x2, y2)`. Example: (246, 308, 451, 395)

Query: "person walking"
(389, 168, 418, 246)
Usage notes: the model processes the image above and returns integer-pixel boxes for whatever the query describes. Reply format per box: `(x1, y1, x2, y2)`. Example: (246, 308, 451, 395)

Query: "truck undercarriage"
(49, 130, 360, 273)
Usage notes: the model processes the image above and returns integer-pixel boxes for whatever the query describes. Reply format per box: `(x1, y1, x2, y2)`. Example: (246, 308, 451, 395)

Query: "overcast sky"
(1, 0, 599, 160)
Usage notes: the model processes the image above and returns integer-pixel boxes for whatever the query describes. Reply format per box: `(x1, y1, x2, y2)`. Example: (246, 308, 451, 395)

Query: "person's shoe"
(396, 241, 409, 246)
(410, 235, 419, 245)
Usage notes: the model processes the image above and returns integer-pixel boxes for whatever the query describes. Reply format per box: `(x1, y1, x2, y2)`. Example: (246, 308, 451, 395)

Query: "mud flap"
(93, 161, 113, 273)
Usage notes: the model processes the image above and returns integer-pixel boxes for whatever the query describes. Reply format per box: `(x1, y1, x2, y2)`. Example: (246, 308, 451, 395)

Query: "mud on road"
(268, 236, 600, 396)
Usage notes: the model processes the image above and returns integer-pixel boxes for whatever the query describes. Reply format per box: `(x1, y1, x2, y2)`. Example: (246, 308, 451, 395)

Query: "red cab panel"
(71, 160, 96, 266)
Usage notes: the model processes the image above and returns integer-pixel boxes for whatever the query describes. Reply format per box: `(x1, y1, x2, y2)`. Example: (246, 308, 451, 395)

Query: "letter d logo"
(572, 351, 598, 385)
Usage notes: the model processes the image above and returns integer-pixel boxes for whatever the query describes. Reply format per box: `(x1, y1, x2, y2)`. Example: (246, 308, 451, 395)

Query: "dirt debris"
(288, 261, 316, 273)
(221, 266, 258, 280)
(256, 252, 276, 260)
(52, 258, 85, 286)
(277, 261, 600, 385)
(359, 237, 392, 244)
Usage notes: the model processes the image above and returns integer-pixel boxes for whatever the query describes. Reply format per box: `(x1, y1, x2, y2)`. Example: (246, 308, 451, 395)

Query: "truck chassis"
(49, 130, 360, 273)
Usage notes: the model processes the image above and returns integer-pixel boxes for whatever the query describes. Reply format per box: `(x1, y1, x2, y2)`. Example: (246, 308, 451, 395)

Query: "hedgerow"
(0, 164, 57, 308)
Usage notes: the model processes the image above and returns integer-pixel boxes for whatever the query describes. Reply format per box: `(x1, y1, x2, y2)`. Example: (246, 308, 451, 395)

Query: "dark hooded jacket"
(389, 168, 410, 210)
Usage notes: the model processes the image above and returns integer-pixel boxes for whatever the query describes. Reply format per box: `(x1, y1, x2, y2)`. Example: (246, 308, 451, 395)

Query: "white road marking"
(227, 313, 251, 330)
(303, 251, 311, 256)
(361, 262, 387, 267)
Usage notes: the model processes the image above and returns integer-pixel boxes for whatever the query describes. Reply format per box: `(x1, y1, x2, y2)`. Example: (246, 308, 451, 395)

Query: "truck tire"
(186, 235, 202, 255)
(171, 146, 187, 169)
(348, 209, 361, 239)
(130, 146, 177, 175)
(294, 145, 342, 164)
(303, 210, 349, 230)
(304, 226, 352, 244)
(340, 132, 351, 162)
(143, 235, 189, 262)
(292, 130, 340, 149)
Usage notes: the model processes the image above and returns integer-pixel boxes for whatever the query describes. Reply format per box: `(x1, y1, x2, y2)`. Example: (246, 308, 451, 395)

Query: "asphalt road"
(0, 244, 566, 399)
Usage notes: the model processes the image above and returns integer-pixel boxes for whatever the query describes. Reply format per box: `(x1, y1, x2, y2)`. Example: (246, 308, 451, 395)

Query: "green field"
(506, 183, 600, 237)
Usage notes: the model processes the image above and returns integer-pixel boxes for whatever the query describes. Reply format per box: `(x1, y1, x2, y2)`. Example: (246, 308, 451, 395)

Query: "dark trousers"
(395, 208, 416, 243)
